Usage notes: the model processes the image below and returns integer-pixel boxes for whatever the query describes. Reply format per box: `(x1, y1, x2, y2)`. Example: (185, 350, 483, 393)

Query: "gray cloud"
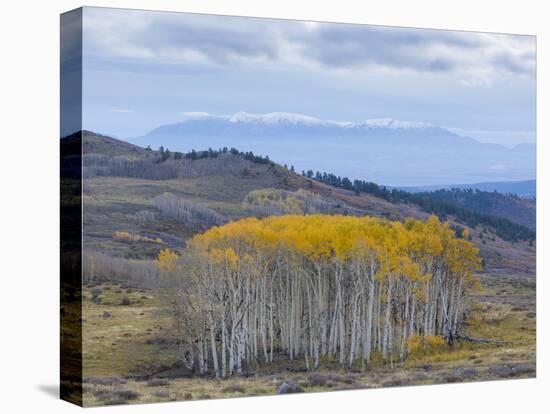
(137, 15, 281, 64)
(82, 7, 535, 82)
(295, 24, 534, 79)
(295, 25, 468, 72)
(491, 51, 534, 76)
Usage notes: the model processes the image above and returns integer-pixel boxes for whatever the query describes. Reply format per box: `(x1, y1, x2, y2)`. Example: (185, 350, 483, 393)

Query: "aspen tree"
(163, 215, 481, 375)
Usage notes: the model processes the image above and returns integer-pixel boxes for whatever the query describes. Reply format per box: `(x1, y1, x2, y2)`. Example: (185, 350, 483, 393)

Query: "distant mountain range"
(129, 112, 536, 186)
(396, 179, 536, 198)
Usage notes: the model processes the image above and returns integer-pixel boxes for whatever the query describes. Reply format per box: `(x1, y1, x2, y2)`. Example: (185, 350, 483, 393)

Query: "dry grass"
(82, 274, 536, 406)
(82, 283, 174, 378)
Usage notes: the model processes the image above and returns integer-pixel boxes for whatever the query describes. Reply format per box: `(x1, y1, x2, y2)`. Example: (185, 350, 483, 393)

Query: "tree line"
(160, 214, 481, 377)
(415, 188, 535, 230)
(83, 152, 262, 181)
(154, 145, 273, 165)
(302, 170, 535, 242)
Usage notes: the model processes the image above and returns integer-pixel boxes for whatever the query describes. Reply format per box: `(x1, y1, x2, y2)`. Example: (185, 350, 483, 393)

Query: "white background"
(0, 0, 547, 412)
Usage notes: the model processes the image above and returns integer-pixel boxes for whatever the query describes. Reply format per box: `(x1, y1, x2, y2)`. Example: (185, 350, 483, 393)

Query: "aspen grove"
(159, 215, 481, 377)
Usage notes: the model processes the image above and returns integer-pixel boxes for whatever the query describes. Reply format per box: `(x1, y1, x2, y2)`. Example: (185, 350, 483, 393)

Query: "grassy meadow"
(79, 274, 535, 406)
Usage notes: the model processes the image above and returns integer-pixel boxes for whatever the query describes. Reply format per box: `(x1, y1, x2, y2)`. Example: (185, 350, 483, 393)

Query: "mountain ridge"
(128, 112, 535, 187)
(174, 111, 446, 131)
(396, 179, 536, 198)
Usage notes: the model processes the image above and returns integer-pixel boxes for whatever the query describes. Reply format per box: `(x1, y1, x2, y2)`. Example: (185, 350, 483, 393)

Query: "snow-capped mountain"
(130, 112, 535, 186)
(227, 111, 328, 126)
(175, 111, 441, 131)
(349, 118, 435, 130)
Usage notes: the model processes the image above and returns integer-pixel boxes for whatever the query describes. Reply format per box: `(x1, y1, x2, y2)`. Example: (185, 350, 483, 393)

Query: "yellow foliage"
(157, 249, 178, 272)
(113, 231, 165, 245)
(188, 214, 481, 286)
(177, 214, 482, 369)
(468, 312, 484, 329)
(407, 334, 424, 353)
(426, 335, 446, 348)
(243, 188, 305, 215)
(408, 334, 446, 355)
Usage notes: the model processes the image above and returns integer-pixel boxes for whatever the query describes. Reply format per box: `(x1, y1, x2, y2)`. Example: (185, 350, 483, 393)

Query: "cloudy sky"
(80, 7, 536, 147)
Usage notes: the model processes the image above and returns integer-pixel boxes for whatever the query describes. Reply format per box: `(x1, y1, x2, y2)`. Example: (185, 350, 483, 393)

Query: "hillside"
(413, 189, 535, 230)
(79, 131, 535, 276)
(64, 130, 148, 157)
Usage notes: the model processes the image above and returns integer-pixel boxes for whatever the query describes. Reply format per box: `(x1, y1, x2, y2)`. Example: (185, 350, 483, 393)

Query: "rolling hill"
(412, 188, 535, 231)
(77, 131, 536, 276)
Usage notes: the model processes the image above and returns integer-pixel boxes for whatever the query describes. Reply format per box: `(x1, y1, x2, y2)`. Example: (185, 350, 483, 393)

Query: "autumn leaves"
(160, 215, 481, 377)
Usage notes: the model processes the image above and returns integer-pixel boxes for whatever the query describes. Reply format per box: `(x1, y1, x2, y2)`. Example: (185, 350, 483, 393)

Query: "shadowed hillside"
(414, 188, 535, 230)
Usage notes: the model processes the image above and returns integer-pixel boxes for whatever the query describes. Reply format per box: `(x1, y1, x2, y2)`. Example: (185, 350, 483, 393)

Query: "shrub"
(412, 372, 428, 382)
(90, 287, 103, 296)
(222, 383, 245, 393)
(113, 231, 165, 245)
(460, 368, 477, 379)
(145, 337, 167, 345)
(86, 377, 125, 386)
(407, 334, 423, 353)
(147, 378, 170, 387)
(153, 390, 171, 399)
(407, 335, 446, 358)
(93, 388, 140, 404)
(382, 377, 405, 387)
(440, 373, 461, 383)
(308, 373, 329, 386)
(92, 389, 113, 401)
(511, 364, 535, 376)
(489, 365, 513, 378)
(91, 287, 103, 304)
(276, 381, 304, 394)
(426, 335, 446, 348)
(323, 374, 355, 384)
(113, 389, 141, 400)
